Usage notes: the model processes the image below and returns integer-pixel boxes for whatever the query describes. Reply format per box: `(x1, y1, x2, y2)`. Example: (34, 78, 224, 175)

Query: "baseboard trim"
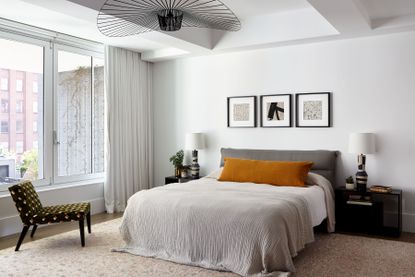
(0, 197, 105, 237)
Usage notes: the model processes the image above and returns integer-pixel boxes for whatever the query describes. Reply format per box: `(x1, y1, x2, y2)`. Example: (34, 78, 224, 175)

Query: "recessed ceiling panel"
(360, 0, 415, 20)
(223, 0, 311, 17)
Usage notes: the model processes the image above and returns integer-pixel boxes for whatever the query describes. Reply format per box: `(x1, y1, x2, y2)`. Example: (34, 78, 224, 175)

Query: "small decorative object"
(185, 133, 205, 178)
(180, 166, 190, 178)
(349, 133, 376, 194)
(97, 0, 241, 37)
(260, 94, 292, 127)
(169, 150, 184, 178)
(296, 92, 331, 127)
(369, 185, 392, 193)
(227, 96, 257, 128)
(345, 176, 355, 190)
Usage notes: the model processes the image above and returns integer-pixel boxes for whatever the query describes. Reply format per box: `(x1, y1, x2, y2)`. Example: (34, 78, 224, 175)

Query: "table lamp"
(185, 133, 205, 178)
(348, 133, 376, 194)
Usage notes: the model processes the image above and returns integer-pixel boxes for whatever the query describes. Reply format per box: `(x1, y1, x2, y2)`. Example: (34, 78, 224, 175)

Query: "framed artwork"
(260, 94, 292, 128)
(227, 96, 257, 128)
(296, 92, 331, 127)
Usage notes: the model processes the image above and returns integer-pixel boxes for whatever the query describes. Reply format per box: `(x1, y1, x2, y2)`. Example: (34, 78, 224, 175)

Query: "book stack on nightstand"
(335, 187, 402, 237)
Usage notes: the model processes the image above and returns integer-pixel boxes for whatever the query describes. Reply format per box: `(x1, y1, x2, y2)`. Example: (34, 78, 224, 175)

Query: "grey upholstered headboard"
(220, 148, 338, 185)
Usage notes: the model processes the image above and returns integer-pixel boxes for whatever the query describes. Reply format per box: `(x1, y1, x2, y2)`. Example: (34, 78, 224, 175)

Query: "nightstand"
(165, 176, 201, 185)
(335, 187, 402, 237)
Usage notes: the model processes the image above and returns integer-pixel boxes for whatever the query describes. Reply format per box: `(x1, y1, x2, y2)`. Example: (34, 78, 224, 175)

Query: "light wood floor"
(0, 212, 123, 250)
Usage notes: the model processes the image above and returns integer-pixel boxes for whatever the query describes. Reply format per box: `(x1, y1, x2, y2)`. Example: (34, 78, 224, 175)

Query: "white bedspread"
(115, 175, 335, 276)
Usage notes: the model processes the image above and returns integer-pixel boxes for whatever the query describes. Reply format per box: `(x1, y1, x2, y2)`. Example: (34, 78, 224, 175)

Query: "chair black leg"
(79, 219, 85, 247)
(15, 225, 30, 251)
(86, 212, 91, 234)
(30, 225, 37, 238)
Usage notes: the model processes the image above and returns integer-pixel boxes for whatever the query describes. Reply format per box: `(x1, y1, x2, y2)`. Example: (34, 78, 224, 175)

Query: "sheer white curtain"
(104, 46, 153, 213)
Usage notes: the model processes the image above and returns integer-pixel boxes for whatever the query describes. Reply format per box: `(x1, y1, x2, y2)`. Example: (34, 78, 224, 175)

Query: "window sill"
(0, 177, 105, 198)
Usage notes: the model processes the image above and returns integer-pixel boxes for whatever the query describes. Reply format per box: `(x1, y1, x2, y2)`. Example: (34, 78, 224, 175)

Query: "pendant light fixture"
(97, 0, 241, 37)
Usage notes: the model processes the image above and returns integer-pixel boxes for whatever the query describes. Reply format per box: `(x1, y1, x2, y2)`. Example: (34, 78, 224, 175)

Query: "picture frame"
(260, 94, 292, 128)
(227, 96, 257, 128)
(295, 92, 331, 127)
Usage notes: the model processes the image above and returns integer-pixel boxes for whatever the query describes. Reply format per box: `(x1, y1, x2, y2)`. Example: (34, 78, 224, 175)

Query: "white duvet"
(115, 173, 335, 276)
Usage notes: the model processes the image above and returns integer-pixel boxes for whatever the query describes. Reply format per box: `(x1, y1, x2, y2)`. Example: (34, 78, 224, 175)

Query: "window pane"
(16, 100, 23, 113)
(16, 120, 23, 133)
(1, 99, 8, 113)
(16, 141, 23, 154)
(1, 121, 8, 133)
(0, 38, 44, 181)
(93, 58, 104, 173)
(33, 81, 38, 93)
(57, 50, 92, 176)
(0, 78, 8, 91)
(16, 79, 23, 92)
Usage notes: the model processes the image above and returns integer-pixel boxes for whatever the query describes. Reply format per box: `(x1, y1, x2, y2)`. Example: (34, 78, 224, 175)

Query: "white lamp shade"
(348, 133, 376, 154)
(185, 133, 205, 150)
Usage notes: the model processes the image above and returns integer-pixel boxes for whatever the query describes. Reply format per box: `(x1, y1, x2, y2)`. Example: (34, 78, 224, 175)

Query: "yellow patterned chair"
(8, 181, 91, 251)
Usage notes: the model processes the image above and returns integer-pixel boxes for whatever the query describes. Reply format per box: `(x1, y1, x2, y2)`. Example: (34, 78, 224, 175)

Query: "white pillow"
(205, 167, 223, 179)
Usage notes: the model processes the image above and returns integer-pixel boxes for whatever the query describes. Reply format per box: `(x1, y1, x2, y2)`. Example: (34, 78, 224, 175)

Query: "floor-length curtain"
(104, 46, 153, 213)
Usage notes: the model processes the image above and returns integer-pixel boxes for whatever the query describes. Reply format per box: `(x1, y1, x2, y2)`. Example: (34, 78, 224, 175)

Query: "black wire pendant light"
(97, 0, 241, 37)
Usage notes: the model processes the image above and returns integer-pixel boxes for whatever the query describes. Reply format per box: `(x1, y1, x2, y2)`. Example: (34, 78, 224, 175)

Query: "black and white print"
(296, 92, 331, 127)
(260, 94, 291, 127)
(303, 100, 323, 120)
(227, 96, 257, 128)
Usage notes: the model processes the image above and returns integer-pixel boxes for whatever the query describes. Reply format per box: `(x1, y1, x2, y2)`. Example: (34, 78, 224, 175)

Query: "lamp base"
(190, 150, 200, 178)
(356, 170, 368, 194)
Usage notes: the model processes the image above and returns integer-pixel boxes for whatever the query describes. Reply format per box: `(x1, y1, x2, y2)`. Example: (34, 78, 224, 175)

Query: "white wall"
(153, 31, 415, 232)
(0, 182, 105, 237)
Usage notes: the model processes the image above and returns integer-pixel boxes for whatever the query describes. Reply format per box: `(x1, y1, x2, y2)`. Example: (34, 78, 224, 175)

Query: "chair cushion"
(9, 181, 43, 225)
(31, 202, 91, 224)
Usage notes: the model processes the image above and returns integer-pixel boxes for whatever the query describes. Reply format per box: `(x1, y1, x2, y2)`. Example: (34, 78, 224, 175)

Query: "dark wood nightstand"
(165, 176, 202, 185)
(335, 187, 402, 237)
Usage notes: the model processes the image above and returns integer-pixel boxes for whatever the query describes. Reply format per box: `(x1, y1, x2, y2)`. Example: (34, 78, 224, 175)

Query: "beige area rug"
(1, 218, 414, 277)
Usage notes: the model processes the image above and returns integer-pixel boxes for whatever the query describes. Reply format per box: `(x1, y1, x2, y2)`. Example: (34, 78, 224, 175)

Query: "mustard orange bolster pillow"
(218, 157, 313, 187)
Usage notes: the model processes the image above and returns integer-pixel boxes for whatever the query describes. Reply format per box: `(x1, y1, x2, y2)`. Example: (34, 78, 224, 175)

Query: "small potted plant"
(169, 150, 184, 177)
(346, 176, 355, 190)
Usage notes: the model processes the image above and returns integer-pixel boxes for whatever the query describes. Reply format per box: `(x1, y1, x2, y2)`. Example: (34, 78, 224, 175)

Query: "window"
(0, 78, 8, 91)
(33, 101, 38, 113)
(33, 81, 38, 93)
(0, 37, 43, 183)
(16, 120, 23, 133)
(58, 51, 90, 176)
(16, 141, 23, 154)
(16, 79, 23, 92)
(1, 99, 8, 113)
(0, 29, 104, 191)
(16, 100, 24, 113)
(1, 121, 8, 133)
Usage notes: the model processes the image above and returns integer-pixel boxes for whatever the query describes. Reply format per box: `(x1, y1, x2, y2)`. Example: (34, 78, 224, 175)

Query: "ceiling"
(360, 0, 415, 20)
(0, 0, 414, 62)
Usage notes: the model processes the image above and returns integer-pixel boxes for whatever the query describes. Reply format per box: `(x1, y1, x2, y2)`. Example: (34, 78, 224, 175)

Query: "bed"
(115, 148, 338, 276)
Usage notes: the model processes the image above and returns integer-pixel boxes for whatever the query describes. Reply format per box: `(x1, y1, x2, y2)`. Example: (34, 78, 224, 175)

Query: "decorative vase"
(181, 167, 189, 178)
(175, 166, 182, 178)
